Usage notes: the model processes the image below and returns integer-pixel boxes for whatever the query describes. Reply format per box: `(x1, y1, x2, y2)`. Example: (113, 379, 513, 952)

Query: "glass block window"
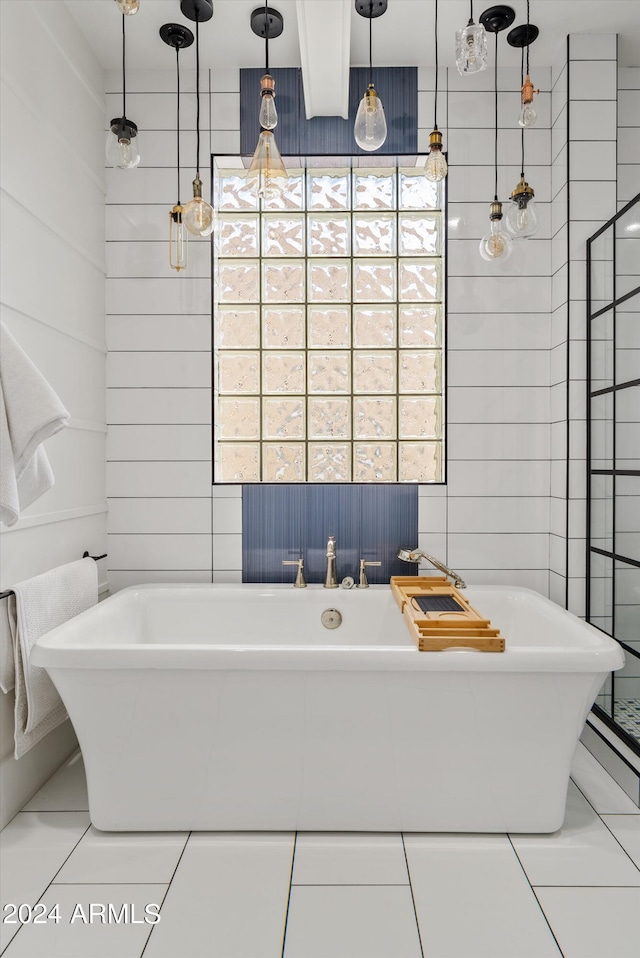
(213, 157, 445, 483)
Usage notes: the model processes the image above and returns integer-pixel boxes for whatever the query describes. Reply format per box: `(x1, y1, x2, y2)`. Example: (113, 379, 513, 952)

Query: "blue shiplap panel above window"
(242, 484, 418, 585)
(240, 67, 417, 156)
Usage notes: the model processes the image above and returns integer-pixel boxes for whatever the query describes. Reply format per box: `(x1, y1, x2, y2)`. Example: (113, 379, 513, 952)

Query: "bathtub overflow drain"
(321, 608, 342, 629)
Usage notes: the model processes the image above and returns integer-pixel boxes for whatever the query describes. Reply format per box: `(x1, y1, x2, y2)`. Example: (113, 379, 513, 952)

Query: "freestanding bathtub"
(32, 584, 624, 833)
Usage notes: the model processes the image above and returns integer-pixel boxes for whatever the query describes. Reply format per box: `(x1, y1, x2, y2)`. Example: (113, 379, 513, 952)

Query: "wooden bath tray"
(390, 576, 505, 652)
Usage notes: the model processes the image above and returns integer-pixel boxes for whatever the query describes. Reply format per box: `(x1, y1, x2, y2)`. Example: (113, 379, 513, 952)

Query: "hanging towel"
(6, 558, 98, 758)
(0, 321, 69, 527)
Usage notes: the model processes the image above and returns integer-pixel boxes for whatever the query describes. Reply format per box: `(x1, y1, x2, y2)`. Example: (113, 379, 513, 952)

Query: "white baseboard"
(0, 719, 78, 829)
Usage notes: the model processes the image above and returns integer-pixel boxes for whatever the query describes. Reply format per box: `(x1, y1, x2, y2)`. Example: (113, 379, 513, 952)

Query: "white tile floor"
(1, 745, 638, 958)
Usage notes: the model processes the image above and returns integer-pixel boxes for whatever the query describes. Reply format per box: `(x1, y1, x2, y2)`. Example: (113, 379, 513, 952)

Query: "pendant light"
(180, 0, 215, 237)
(425, 0, 447, 183)
(515, 1, 539, 128)
(160, 23, 194, 272)
(106, 13, 140, 170)
(455, 0, 488, 75)
(353, 0, 388, 152)
(247, 5, 288, 200)
(478, 6, 515, 262)
(114, 0, 139, 14)
(505, 41, 540, 237)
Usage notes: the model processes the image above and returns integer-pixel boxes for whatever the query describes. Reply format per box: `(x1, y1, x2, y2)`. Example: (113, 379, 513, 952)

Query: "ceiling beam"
(296, 0, 352, 119)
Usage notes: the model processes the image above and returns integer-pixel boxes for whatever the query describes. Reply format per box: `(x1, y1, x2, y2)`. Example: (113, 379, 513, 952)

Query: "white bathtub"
(33, 584, 624, 833)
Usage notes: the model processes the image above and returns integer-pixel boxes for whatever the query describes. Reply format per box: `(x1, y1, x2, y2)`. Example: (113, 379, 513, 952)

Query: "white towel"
(7, 558, 98, 758)
(0, 322, 69, 527)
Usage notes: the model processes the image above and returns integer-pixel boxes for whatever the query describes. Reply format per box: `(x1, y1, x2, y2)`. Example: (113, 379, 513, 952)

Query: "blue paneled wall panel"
(242, 485, 418, 584)
(240, 67, 417, 156)
(238, 65, 419, 585)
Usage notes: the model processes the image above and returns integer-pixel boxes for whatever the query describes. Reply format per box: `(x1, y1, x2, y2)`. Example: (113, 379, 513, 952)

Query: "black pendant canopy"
(507, 23, 539, 47)
(160, 22, 194, 48)
(479, 5, 516, 33)
(250, 6, 284, 39)
(355, 0, 388, 17)
(180, 0, 213, 22)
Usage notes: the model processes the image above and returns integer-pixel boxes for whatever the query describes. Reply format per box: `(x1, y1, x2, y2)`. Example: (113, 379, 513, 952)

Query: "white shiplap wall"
(0, 0, 107, 826)
(106, 64, 553, 593)
(106, 68, 239, 591)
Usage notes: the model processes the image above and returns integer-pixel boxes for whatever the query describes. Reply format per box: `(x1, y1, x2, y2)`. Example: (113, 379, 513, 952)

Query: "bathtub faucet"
(325, 535, 338, 588)
(397, 548, 466, 590)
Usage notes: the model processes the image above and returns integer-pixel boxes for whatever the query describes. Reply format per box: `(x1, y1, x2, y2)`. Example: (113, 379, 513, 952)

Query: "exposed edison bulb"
(169, 205, 188, 272)
(258, 75, 278, 130)
(425, 149, 448, 182)
(247, 131, 288, 201)
(183, 176, 214, 237)
(518, 102, 537, 128)
(455, 21, 488, 75)
(424, 129, 447, 182)
(106, 120, 140, 169)
(479, 203, 513, 261)
(354, 85, 387, 152)
(114, 0, 139, 14)
(259, 92, 278, 130)
(505, 179, 539, 238)
(519, 75, 539, 128)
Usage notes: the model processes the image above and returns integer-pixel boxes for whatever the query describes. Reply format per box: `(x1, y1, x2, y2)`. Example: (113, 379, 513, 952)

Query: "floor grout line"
(139, 830, 191, 958)
(532, 884, 640, 888)
(50, 881, 177, 886)
(401, 833, 425, 958)
(0, 817, 91, 958)
(290, 882, 411, 887)
(280, 832, 297, 958)
(570, 778, 640, 874)
(506, 834, 566, 958)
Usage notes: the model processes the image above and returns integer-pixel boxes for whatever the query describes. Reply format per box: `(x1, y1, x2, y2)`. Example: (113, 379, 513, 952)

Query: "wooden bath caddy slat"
(391, 576, 506, 653)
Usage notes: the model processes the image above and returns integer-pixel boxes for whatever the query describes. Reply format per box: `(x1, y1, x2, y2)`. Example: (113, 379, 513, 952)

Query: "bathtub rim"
(31, 583, 626, 675)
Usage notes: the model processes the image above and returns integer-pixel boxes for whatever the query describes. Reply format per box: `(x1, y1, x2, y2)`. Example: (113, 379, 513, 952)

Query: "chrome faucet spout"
(397, 547, 466, 590)
(325, 535, 338, 588)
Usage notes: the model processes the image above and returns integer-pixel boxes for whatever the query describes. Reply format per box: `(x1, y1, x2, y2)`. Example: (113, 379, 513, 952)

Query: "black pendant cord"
(468, 0, 474, 25)
(368, 2, 373, 87)
(265, 0, 269, 73)
(493, 30, 498, 201)
(434, 0, 439, 130)
(195, 18, 200, 178)
(176, 47, 181, 204)
(520, 47, 525, 177)
(526, 0, 531, 74)
(121, 14, 126, 118)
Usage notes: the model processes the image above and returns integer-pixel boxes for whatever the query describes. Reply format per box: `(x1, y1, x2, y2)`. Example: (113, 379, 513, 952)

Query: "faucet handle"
(358, 558, 382, 589)
(282, 558, 307, 588)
